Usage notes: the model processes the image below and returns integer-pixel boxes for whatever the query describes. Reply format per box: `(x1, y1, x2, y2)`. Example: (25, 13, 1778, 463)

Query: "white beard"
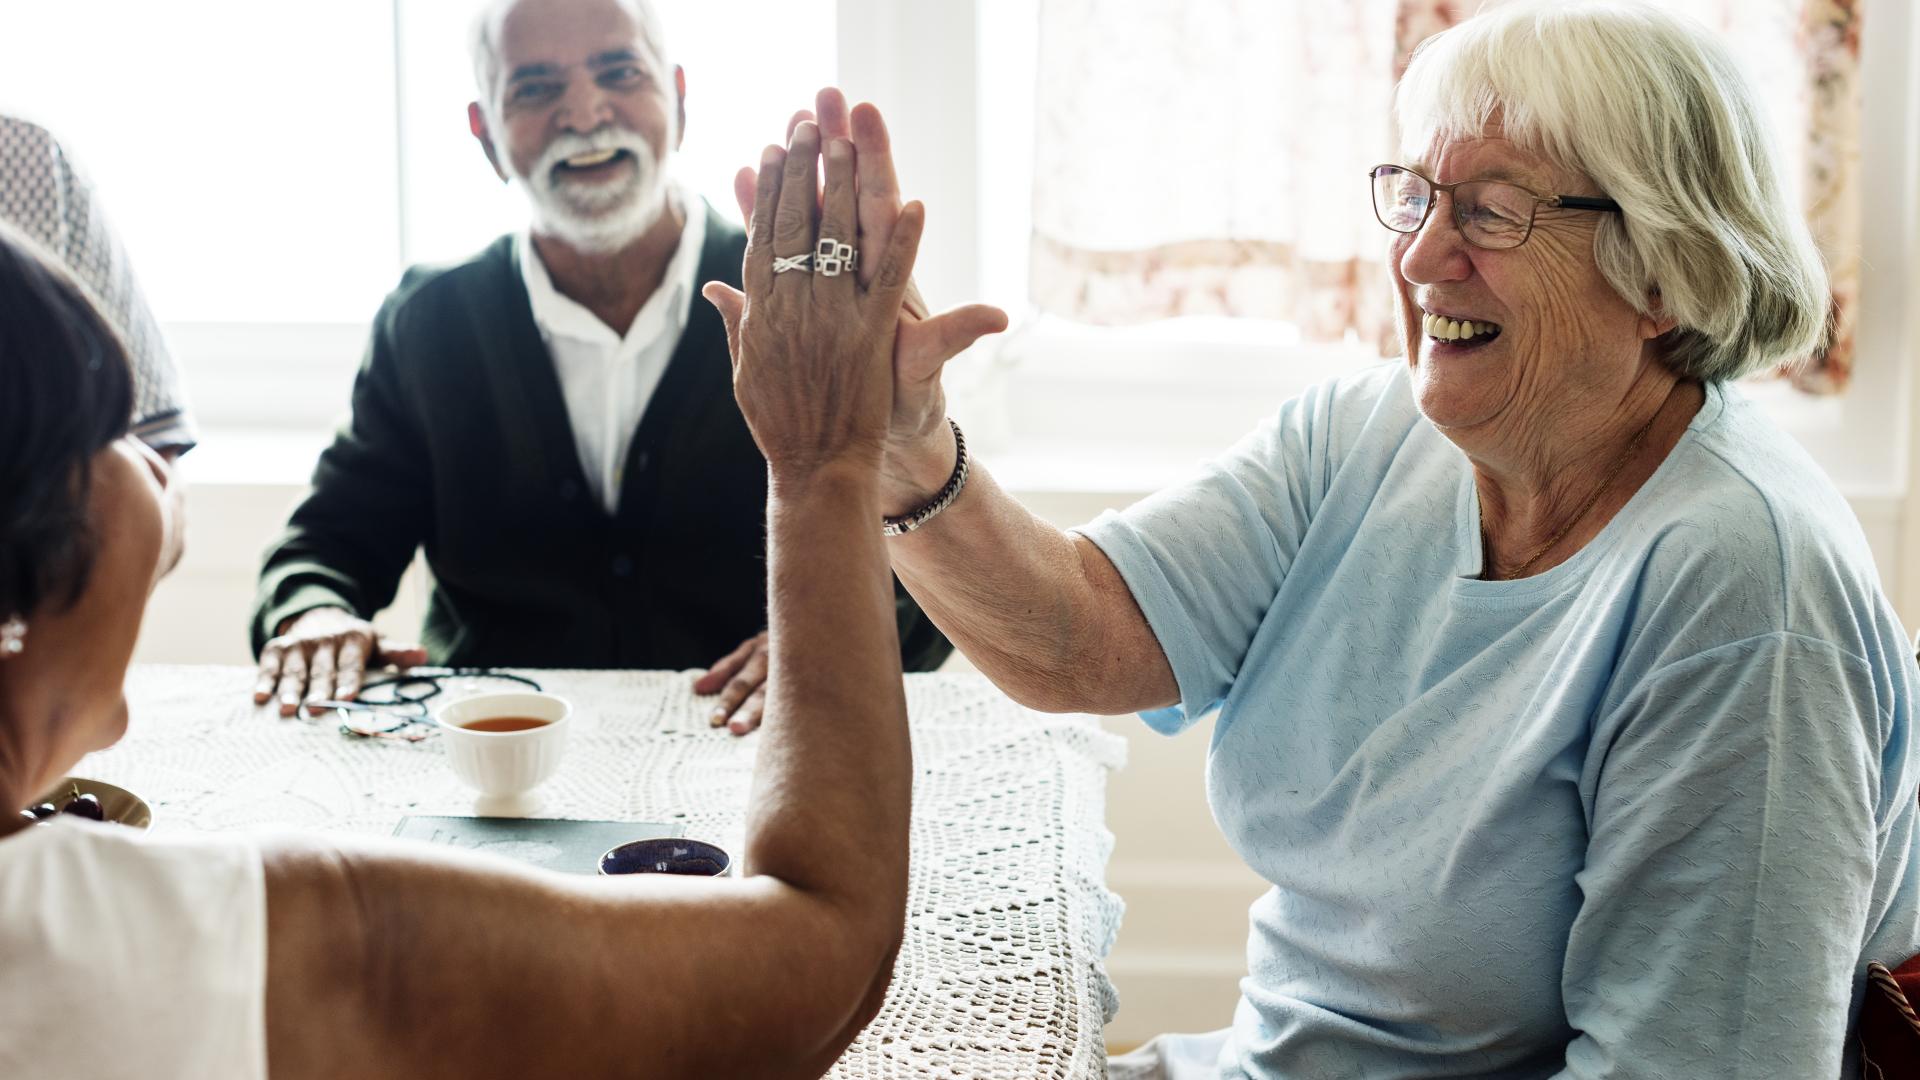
(510, 125, 671, 254)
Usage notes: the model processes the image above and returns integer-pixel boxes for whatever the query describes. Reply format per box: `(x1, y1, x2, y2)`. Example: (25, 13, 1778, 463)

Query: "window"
(949, 0, 1919, 507)
(0, 0, 834, 434)
(0, 1, 401, 324)
(0, 1, 1911, 507)
(961, 1, 1373, 475)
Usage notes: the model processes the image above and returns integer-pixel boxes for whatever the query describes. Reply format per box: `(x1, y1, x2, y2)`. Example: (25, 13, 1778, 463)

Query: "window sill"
(175, 320, 1901, 514)
(176, 428, 331, 489)
(960, 315, 1378, 483)
(962, 319, 1912, 521)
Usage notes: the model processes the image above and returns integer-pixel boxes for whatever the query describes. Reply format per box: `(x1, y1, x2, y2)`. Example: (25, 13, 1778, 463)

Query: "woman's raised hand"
(731, 90, 1009, 510)
(704, 121, 925, 481)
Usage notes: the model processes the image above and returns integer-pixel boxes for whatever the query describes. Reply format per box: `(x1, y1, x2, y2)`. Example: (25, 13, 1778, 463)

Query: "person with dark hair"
(0, 116, 927, 1075)
(0, 114, 195, 458)
(0, 222, 150, 632)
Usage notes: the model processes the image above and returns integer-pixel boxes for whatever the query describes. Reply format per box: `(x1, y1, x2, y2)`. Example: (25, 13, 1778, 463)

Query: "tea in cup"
(435, 691, 572, 816)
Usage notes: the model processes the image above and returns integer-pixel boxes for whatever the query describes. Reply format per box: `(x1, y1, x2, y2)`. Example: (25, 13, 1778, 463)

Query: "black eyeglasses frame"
(1368, 163, 1622, 250)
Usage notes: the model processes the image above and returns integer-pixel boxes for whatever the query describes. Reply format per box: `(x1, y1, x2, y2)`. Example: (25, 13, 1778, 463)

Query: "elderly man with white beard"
(248, 0, 951, 725)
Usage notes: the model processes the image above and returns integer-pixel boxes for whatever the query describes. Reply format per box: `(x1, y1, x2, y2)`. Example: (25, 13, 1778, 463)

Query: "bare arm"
(263, 471, 904, 1080)
(881, 430, 1176, 716)
(263, 831, 895, 1080)
(262, 121, 918, 1080)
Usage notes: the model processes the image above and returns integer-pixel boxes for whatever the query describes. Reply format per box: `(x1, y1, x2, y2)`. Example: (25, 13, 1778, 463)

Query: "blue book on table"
(393, 815, 685, 875)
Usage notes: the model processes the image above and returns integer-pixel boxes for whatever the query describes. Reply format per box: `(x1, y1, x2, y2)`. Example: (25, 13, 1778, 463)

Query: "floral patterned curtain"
(1029, 0, 1404, 351)
(1030, 0, 1864, 394)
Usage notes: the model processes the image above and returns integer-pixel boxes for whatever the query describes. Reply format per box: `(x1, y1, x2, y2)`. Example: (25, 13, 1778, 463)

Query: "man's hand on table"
(253, 607, 429, 717)
(694, 631, 770, 735)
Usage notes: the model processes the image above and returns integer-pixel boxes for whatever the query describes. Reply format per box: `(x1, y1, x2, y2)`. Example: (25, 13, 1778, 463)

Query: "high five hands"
(696, 91, 1006, 736)
(706, 89, 1009, 515)
(696, 107, 918, 736)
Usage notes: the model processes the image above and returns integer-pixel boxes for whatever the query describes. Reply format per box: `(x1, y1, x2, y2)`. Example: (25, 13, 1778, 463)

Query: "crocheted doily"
(87, 666, 1127, 1077)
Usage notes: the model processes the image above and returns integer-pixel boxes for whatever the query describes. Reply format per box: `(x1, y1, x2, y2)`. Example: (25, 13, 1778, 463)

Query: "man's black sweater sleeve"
(895, 584, 952, 673)
(249, 293, 433, 657)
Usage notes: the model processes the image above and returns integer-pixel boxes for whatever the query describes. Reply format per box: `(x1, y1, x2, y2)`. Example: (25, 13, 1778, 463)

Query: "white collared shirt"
(518, 189, 707, 515)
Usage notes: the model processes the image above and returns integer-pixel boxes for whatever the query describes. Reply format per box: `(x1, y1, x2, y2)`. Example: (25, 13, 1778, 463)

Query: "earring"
(0, 616, 26, 657)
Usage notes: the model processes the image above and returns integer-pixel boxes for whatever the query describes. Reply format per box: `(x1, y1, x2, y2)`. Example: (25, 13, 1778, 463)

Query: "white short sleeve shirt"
(0, 819, 267, 1080)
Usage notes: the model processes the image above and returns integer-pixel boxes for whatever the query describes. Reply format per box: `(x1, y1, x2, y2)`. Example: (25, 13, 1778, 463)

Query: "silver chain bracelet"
(882, 419, 969, 537)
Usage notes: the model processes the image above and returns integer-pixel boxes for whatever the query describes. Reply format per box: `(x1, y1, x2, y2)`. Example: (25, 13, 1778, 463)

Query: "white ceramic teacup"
(435, 691, 572, 816)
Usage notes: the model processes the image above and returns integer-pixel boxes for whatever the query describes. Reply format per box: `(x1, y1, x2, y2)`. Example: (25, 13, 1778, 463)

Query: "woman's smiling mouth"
(1422, 308, 1503, 348)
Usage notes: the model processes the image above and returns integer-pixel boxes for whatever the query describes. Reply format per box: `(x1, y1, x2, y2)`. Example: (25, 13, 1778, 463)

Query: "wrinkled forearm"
(886, 460, 1176, 715)
(744, 465, 911, 923)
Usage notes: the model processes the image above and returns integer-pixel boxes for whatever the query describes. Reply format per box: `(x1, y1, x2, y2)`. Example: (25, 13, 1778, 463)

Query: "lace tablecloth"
(87, 665, 1128, 1078)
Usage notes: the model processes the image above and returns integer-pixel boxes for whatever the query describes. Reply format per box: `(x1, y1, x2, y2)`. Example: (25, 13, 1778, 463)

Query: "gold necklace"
(1478, 407, 1663, 581)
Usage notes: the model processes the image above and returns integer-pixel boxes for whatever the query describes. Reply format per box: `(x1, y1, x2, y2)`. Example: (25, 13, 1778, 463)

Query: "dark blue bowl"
(599, 837, 732, 877)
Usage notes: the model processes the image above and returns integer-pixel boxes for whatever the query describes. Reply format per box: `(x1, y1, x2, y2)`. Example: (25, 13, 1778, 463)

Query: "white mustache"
(511, 123, 669, 254)
(533, 127, 654, 184)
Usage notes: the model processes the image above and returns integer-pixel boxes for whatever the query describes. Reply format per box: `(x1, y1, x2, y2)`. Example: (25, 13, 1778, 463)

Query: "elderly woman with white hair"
(709, 1, 1920, 1076)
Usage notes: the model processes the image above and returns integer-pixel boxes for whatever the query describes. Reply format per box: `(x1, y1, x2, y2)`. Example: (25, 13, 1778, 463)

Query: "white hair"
(1395, 0, 1830, 381)
(467, 0, 678, 252)
(468, 0, 673, 120)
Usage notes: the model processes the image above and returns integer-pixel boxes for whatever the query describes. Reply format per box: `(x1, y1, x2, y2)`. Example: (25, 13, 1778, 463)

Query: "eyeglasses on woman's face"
(1368, 163, 1621, 251)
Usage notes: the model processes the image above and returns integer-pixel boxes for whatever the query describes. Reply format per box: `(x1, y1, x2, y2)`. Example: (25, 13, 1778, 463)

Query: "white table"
(89, 666, 1128, 1078)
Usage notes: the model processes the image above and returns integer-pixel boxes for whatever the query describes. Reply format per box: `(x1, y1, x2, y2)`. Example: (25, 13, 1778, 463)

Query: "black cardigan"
(251, 215, 951, 672)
